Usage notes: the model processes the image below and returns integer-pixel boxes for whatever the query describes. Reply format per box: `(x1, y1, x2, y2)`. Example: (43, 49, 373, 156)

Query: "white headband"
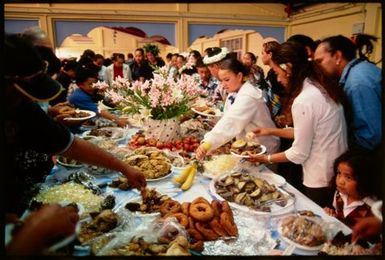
(203, 47, 229, 65)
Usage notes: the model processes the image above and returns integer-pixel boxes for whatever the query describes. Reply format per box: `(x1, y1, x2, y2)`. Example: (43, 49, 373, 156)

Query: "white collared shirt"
(333, 192, 375, 217)
(204, 81, 280, 153)
(285, 78, 348, 188)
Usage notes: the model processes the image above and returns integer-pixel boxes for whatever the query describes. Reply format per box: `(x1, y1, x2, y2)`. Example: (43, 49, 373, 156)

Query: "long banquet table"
(43, 127, 351, 256)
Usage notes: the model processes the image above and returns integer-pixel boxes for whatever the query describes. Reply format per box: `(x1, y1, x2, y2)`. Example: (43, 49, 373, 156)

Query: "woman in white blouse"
(195, 57, 280, 160)
(248, 41, 348, 207)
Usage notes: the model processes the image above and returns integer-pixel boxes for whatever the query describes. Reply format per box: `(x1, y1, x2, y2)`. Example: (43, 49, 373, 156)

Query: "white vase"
(144, 117, 181, 143)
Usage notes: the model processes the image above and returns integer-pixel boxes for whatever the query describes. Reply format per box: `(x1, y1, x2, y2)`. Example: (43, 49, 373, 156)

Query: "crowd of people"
(4, 27, 382, 255)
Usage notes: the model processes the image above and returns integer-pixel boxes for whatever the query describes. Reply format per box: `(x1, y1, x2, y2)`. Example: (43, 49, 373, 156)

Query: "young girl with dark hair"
(195, 56, 280, 160)
(324, 150, 379, 229)
(248, 41, 348, 207)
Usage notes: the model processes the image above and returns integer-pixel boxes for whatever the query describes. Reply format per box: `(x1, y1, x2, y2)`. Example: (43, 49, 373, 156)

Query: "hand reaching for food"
(323, 207, 337, 217)
(122, 166, 147, 190)
(195, 143, 210, 161)
(115, 118, 130, 128)
(252, 127, 271, 137)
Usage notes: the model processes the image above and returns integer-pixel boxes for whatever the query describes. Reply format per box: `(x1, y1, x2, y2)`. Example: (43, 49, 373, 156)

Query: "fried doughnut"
(209, 217, 227, 237)
(169, 213, 189, 228)
(190, 240, 204, 252)
(187, 228, 204, 252)
(188, 216, 196, 229)
(189, 202, 214, 222)
(187, 228, 204, 241)
(219, 212, 238, 236)
(181, 202, 190, 216)
(221, 200, 234, 222)
(191, 197, 210, 205)
(211, 200, 222, 217)
(160, 200, 181, 216)
(195, 222, 219, 241)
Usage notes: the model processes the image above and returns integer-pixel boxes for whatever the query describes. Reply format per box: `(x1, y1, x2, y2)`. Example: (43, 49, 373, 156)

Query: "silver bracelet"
(267, 154, 273, 164)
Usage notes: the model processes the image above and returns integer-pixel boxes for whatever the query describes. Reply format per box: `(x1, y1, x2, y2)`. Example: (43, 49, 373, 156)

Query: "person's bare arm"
(62, 137, 146, 189)
(351, 216, 382, 242)
(99, 109, 129, 127)
(249, 127, 294, 139)
(6, 204, 79, 255)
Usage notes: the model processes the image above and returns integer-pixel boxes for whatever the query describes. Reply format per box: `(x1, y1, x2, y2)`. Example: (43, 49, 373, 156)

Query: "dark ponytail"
(351, 33, 378, 62)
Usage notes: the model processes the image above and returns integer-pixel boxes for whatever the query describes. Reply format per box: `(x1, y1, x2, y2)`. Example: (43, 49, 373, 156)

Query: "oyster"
(224, 176, 234, 186)
(235, 192, 247, 204)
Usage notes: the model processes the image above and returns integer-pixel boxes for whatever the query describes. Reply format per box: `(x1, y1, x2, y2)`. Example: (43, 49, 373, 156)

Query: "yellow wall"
(288, 3, 382, 66)
(4, 3, 288, 52)
(5, 2, 382, 65)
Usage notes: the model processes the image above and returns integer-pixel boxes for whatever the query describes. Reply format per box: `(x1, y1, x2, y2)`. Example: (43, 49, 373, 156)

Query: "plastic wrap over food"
(202, 209, 276, 255)
(90, 216, 188, 256)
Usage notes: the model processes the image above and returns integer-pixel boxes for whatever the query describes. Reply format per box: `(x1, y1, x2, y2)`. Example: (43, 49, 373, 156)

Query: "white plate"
(209, 173, 294, 215)
(63, 110, 96, 121)
(277, 217, 325, 251)
(98, 100, 115, 111)
(255, 172, 286, 187)
(83, 127, 127, 142)
(56, 157, 84, 168)
(230, 144, 267, 158)
(191, 107, 222, 118)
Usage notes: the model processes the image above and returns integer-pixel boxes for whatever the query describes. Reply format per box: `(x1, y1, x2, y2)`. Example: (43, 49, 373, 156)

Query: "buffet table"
(41, 126, 351, 256)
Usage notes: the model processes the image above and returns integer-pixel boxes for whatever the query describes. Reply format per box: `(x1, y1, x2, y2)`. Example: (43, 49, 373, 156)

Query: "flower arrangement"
(103, 66, 206, 120)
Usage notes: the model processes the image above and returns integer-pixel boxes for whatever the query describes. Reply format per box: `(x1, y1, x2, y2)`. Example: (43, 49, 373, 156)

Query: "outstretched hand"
(195, 145, 207, 161)
(251, 127, 271, 137)
(121, 166, 147, 190)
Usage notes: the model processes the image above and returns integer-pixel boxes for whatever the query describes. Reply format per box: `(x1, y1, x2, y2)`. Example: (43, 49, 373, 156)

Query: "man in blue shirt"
(314, 35, 381, 151)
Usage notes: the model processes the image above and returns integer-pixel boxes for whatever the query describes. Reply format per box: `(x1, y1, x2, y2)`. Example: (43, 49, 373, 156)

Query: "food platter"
(277, 216, 326, 251)
(191, 107, 222, 118)
(63, 110, 96, 121)
(209, 172, 295, 215)
(230, 144, 266, 158)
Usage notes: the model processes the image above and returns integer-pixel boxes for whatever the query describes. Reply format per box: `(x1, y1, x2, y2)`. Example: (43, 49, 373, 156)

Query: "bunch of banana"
(173, 162, 197, 191)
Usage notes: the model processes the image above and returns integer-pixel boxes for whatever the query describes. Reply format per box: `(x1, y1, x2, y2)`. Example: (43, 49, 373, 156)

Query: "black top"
(266, 69, 285, 97)
(5, 101, 73, 214)
(49, 72, 73, 106)
(130, 61, 153, 81)
(144, 58, 166, 79)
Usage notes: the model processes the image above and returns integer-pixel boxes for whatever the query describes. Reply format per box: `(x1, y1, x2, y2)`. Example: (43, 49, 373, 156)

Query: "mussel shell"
(125, 202, 141, 212)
